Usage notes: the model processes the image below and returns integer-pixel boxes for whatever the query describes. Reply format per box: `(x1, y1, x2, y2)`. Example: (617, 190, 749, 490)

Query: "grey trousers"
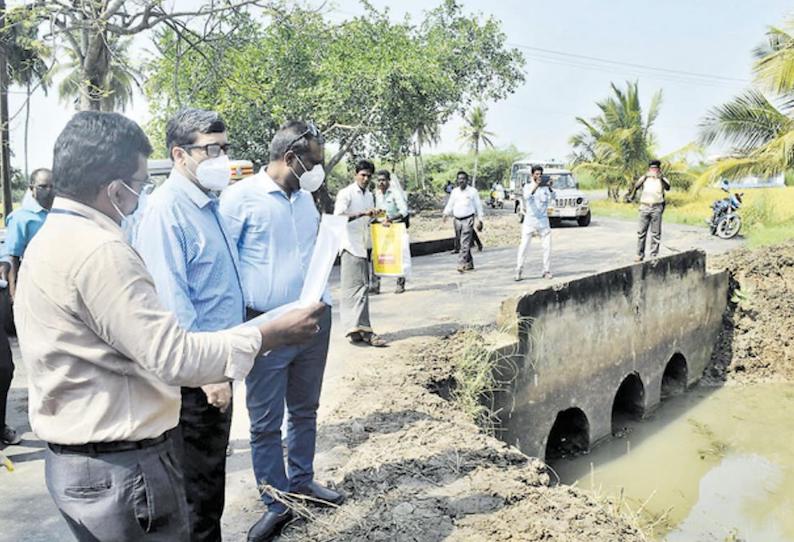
(340, 250, 372, 335)
(45, 436, 189, 541)
(454, 215, 476, 267)
(637, 204, 664, 259)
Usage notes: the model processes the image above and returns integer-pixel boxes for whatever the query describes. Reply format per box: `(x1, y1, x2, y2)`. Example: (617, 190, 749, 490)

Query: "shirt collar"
(21, 190, 46, 213)
(167, 169, 215, 209)
(51, 196, 122, 236)
(258, 169, 304, 201)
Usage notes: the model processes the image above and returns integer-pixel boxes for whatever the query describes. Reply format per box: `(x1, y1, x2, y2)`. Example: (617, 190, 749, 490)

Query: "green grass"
(591, 186, 794, 247)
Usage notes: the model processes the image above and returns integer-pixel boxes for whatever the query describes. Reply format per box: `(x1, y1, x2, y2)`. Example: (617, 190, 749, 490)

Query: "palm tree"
(697, 18, 794, 188)
(5, 19, 50, 178)
(58, 37, 140, 112)
(459, 105, 495, 187)
(414, 119, 440, 190)
(570, 81, 662, 201)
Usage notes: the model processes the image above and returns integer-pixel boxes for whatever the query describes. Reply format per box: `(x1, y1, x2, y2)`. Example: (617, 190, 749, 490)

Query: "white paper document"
(245, 214, 348, 326)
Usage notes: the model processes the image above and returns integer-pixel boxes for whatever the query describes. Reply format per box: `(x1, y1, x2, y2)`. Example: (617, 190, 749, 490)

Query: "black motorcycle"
(708, 185, 743, 239)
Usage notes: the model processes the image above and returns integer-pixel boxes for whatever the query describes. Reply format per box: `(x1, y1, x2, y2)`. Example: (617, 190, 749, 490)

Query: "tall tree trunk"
(24, 81, 30, 179)
(472, 140, 480, 188)
(0, 0, 13, 219)
(413, 145, 420, 192)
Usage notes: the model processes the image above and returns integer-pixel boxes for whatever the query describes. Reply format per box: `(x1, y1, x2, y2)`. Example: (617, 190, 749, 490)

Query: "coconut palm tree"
(57, 37, 140, 112)
(570, 81, 662, 201)
(458, 105, 495, 187)
(5, 19, 51, 178)
(413, 119, 440, 190)
(697, 19, 794, 188)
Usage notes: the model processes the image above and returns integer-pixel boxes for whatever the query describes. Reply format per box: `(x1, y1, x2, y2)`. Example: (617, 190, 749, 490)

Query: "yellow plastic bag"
(371, 222, 407, 277)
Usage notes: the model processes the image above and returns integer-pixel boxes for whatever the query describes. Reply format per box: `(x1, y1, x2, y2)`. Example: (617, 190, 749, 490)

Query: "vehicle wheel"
(716, 214, 741, 239)
(577, 211, 591, 227)
(550, 217, 562, 228)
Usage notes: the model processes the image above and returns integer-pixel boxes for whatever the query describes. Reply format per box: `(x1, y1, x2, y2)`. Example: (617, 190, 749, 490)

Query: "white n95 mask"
(292, 155, 325, 192)
(193, 155, 231, 192)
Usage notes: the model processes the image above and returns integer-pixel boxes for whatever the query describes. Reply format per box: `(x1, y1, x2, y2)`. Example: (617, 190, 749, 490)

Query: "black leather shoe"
(294, 481, 346, 507)
(247, 510, 294, 542)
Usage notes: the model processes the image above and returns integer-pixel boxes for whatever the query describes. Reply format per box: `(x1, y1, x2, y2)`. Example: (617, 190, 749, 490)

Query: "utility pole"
(0, 0, 12, 220)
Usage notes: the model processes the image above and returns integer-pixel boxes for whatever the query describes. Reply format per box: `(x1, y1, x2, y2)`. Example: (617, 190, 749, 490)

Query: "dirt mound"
(279, 333, 647, 541)
(706, 242, 794, 383)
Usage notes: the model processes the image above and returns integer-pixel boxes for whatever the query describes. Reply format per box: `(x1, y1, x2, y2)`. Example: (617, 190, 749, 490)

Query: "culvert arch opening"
(611, 372, 645, 434)
(662, 353, 688, 398)
(545, 407, 589, 460)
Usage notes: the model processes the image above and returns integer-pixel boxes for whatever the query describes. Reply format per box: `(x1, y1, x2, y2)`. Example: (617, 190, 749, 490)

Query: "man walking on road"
(515, 165, 553, 281)
(334, 160, 387, 347)
(443, 171, 484, 273)
(630, 159, 670, 262)
(220, 121, 343, 542)
(133, 108, 243, 542)
(13, 111, 324, 542)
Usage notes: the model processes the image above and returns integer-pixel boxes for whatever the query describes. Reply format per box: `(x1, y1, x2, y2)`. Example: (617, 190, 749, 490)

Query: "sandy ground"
(0, 212, 743, 541)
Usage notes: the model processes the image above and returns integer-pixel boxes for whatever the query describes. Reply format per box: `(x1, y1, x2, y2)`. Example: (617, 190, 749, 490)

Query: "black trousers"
(0, 289, 14, 429)
(173, 385, 233, 542)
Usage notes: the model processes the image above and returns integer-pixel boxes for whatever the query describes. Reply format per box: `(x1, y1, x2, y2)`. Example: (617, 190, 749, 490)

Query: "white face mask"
(292, 155, 325, 192)
(108, 180, 145, 236)
(186, 153, 231, 192)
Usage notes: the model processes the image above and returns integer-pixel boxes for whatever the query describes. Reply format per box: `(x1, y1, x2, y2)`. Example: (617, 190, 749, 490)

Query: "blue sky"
(7, 0, 793, 171)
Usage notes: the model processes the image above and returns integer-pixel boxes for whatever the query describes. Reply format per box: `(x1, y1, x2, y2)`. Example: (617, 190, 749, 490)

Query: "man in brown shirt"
(13, 111, 324, 541)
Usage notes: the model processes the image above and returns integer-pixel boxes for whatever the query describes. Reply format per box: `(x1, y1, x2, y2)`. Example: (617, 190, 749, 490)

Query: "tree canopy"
(144, 1, 525, 174)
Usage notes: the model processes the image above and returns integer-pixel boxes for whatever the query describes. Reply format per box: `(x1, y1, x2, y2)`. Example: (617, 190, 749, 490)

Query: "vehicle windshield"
(548, 174, 576, 189)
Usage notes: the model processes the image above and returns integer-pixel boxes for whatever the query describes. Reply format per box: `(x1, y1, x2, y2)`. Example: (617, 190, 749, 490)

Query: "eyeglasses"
(286, 122, 325, 151)
(182, 143, 233, 158)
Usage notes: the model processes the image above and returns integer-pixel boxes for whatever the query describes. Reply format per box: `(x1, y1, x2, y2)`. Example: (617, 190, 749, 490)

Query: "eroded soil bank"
(707, 242, 794, 384)
(278, 333, 645, 541)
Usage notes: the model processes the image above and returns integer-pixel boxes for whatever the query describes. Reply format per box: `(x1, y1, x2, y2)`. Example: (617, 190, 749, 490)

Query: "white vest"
(640, 175, 665, 205)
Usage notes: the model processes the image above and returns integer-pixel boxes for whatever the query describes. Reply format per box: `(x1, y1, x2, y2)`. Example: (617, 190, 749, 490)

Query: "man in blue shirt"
(5, 168, 54, 302)
(134, 108, 244, 542)
(220, 121, 340, 542)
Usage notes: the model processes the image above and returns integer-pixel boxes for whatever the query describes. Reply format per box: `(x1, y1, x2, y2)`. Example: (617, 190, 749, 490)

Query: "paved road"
(0, 216, 743, 541)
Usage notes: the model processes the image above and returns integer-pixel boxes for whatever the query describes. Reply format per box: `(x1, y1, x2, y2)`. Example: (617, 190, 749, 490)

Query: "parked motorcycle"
(487, 188, 505, 209)
(709, 183, 743, 239)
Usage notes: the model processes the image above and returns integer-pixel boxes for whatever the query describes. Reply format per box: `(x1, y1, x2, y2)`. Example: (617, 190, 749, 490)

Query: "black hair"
(531, 165, 544, 174)
(456, 170, 469, 179)
(53, 112, 152, 203)
(649, 159, 661, 168)
(356, 160, 375, 174)
(166, 108, 226, 159)
(376, 170, 391, 180)
(29, 168, 52, 185)
(269, 120, 323, 162)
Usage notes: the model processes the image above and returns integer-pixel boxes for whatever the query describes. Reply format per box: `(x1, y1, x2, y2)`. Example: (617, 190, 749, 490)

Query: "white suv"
(544, 168, 591, 227)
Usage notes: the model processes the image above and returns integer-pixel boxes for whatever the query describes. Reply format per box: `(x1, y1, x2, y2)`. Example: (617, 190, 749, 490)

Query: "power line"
(509, 42, 750, 87)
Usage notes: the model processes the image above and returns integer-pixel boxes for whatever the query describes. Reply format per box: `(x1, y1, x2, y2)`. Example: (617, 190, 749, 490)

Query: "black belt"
(246, 307, 264, 321)
(454, 214, 475, 221)
(48, 431, 169, 455)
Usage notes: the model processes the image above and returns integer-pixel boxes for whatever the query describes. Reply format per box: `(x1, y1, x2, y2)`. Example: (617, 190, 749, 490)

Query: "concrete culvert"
(661, 353, 688, 399)
(545, 407, 589, 461)
(611, 373, 645, 434)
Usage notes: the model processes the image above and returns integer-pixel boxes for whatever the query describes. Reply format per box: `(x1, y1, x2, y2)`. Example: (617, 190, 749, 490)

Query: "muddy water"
(552, 384, 794, 541)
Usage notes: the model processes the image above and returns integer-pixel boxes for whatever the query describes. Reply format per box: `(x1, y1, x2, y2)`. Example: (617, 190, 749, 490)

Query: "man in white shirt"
(443, 171, 484, 273)
(334, 160, 386, 347)
(515, 165, 553, 281)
